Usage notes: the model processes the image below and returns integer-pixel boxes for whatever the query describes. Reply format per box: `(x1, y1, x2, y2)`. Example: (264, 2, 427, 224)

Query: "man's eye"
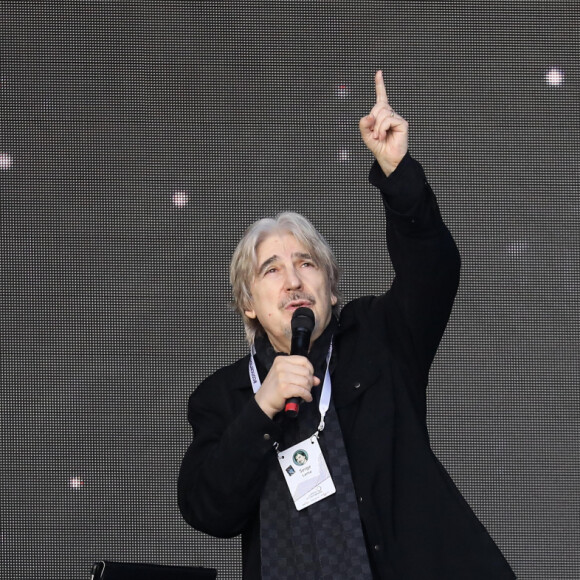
(301, 261, 314, 268)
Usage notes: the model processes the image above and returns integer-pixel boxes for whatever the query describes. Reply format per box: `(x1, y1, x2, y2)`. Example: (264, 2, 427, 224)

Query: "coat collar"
(252, 317, 337, 383)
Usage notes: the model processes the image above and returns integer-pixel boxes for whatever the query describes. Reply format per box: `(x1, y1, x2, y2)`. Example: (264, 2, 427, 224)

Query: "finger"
(369, 101, 393, 126)
(280, 374, 315, 401)
(369, 102, 385, 121)
(282, 370, 315, 389)
(376, 116, 399, 141)
(272, 355, 310, 375)
(372, 108, 393, 139)
(377, 115, 408, 142)
(277, 359, 316, 383)
(288, 388, 313, 404)
(375, 70, 389, 105)
(286, 355, 315, 374)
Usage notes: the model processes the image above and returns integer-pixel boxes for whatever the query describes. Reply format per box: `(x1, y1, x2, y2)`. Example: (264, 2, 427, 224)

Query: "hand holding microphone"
(254, 307, 318, 420)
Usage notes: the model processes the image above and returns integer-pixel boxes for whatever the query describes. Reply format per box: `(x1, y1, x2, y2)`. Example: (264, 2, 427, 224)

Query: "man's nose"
(284, 267, 302, 290)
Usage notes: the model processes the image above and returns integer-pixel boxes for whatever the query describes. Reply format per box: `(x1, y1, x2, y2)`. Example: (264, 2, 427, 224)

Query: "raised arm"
(358, 72, 461, 404)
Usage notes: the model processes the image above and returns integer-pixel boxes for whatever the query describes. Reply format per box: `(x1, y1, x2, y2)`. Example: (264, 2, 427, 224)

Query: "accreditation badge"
(277, 436, 336, 511)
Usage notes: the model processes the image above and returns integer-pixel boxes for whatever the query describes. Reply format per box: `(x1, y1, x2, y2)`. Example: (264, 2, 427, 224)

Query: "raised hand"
(359, 70, 409, 176)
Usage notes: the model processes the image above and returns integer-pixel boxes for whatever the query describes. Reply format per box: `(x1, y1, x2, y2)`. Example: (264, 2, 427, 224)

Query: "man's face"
(244, 233, 337, 354)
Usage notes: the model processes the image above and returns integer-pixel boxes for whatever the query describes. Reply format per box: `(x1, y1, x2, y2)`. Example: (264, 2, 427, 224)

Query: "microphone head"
(291, 307, 315, 333)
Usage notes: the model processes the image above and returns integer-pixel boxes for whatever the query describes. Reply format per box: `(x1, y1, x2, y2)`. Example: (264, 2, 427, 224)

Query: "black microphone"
(285, 307, 315, 418)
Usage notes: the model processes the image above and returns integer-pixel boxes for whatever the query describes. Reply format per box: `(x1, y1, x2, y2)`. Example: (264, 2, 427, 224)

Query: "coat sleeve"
(177, 361, 283, 538)
(367, 153, 461, 393)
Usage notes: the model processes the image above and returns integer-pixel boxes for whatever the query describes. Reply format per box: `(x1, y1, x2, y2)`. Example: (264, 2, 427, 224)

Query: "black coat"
(178, 155, 516, 579)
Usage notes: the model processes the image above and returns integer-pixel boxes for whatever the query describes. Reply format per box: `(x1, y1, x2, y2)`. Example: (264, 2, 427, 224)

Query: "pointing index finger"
(375, 70, 389, 104)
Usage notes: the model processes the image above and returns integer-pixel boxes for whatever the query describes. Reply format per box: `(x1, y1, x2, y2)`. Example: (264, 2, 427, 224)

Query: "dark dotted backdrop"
(1, 2, 578, 579)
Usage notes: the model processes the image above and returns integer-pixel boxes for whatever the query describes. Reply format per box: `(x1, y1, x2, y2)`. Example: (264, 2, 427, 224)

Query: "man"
(178, 71, 516, 579)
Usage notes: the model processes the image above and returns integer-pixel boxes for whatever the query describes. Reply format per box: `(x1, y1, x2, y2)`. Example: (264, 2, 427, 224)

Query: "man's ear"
(331, 294, 338, 306)
(244, 308, 257, 320)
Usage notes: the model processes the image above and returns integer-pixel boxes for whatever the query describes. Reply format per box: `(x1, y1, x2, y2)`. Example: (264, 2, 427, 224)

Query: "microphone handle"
(285, 327, 311, 418)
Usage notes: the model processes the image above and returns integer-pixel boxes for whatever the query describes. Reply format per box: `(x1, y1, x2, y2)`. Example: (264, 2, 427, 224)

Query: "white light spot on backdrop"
(69, 477, 84, 489)
(172, 191, 189, 207)
(0, 153, 13, 169)
(337, 148, 350, 162)
(545, 67, 564, 86)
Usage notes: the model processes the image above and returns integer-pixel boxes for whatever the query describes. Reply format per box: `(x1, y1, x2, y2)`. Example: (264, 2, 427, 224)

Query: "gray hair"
(230, 212, 341, 344)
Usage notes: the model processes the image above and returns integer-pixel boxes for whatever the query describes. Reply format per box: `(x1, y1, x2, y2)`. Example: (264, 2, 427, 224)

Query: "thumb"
(359, 114, 375, 134)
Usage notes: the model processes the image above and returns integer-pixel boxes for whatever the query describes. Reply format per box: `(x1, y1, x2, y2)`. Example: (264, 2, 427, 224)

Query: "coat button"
(263, 433, 271, 441)
(374, 544, 381, 551)
(353, 382, 361, 389)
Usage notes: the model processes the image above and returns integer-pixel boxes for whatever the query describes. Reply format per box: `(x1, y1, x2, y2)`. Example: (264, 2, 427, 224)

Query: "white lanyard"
(249, 342, 333, 433)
